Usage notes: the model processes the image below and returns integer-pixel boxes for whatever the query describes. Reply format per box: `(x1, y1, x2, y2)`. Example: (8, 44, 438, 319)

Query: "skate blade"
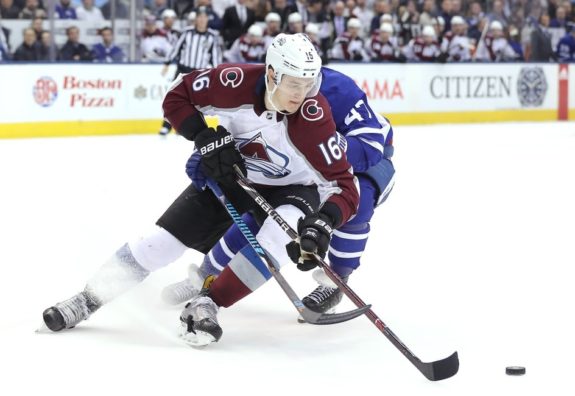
(35, 323, 50, 333)
(179, 329, 216, 348)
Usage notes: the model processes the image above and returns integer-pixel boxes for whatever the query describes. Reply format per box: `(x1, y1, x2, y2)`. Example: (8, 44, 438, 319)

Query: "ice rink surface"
(1, 121, 574, 396)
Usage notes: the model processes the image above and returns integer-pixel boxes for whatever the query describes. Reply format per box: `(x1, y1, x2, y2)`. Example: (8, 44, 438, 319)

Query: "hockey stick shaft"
(233, 166, 459, 381)
(206, 178, 370, 325)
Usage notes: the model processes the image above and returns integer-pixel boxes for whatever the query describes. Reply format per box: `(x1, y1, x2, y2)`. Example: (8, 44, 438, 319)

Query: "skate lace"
(166, 279, 197, 303)
(307, 285, 337, 304)
(191, 297, 218, 322)
(56, 294, 91, 327)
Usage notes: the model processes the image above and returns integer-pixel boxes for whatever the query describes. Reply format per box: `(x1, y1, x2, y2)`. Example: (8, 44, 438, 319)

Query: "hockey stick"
(233, 165, 459, 381)
(206, 178, 371, 325)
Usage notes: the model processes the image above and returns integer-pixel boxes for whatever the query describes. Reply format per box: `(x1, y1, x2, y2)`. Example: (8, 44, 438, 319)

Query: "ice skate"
(161, 264, 206, 305)
(298, 269, 348, 323)
(42, 290, 102, 332)
(179, 293, 222, 347)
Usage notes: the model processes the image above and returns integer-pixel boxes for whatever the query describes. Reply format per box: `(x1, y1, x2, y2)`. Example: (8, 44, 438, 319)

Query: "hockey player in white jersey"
(42, 34, 359, 346)
(475, 20, 519, 61)
(438, 15, 471, 62)
(163, 64, 395, 321)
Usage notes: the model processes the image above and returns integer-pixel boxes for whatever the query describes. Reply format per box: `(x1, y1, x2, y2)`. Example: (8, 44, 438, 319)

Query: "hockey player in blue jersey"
(163, 67, 395, 317)
(556, 23, 575, 62)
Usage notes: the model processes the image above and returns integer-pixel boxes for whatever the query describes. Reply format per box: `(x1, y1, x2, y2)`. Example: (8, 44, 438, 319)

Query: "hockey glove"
(286, 212, 334, 271)
(185, 151, 207, 190)
(194, 125, 246, 188)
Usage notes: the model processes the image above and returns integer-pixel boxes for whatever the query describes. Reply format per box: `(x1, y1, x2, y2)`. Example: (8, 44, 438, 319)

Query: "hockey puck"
(506, 366, 526, 376)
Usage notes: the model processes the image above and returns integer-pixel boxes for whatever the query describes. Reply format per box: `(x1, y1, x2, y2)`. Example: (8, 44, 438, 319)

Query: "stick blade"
(300, 304, 372, 325)
(419, 351, 459, 381)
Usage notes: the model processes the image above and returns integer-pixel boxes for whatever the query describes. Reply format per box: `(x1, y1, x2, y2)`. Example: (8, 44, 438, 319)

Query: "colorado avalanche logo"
(219, 67, 244, 88)
(300, 99, 324, 122)
(237, 132, 290, 179)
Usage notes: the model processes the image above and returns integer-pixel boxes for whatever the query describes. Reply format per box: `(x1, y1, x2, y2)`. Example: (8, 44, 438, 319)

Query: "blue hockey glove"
(186, 151, 207, 190)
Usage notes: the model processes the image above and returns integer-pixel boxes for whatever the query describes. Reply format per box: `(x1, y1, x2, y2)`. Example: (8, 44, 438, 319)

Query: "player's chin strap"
(264, 72, 322, 115)
(232, 165, 460, 382)
(205, 177, 370, 325)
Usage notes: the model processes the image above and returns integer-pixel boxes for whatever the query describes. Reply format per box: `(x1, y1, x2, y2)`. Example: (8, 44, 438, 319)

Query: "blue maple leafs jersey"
(556, 34, 575, 62)
(320, 67, 393, 173)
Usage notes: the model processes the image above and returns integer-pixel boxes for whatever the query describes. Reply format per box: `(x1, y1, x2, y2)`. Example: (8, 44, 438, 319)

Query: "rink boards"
(0, 62, 573, 138)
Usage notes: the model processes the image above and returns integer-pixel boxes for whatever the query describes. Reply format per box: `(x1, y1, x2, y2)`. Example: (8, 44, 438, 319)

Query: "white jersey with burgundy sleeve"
(163, 64, 359, 225)
(403, 37, 440, 61)
(476, 34, 519, 61)
(440, 32, 471, 61)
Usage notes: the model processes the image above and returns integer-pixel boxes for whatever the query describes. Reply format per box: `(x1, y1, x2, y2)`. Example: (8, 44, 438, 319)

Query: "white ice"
(1, 121, 574, 396)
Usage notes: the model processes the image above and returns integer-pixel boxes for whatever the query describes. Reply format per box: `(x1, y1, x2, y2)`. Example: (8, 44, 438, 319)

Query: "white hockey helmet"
(288, 12, 302, 24)
(266, 33, 321, 82)
(305, 22, 319, 35)
(248, 24, 263, 37)
(379, 23, 393, 34)
(187, 11, 196, 21)
(451, 15, 465, 25)
(161, 9, 177, 19)
(422, 25, 436, 37)
(490, 20, 503, 31)
(265, 12, 281, 23)
(347, 18, 361, 29)
(380, 13, 392, 23)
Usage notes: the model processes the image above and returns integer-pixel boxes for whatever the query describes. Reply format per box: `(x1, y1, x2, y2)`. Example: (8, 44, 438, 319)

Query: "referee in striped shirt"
(159, 6, 223, 135)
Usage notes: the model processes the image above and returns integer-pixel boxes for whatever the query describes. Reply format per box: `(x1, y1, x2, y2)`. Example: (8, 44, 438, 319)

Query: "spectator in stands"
(397, 1, 419, 45)
(37, 30, 58, 60)
(466, 1, 484, 38)
(149, 0, 168, 19)
(419, 0, 437, 27)
(343, 0, 356, 18)
(468, 15, 486, 46)
(370, 0, 390, 33)
(92, 26, 125, 62)
(530, 14, 558, 61)
(403, 24, 440, 61)
(475, 20, 518, 61)
(76, 0, 104, 22)
(19, 0, 45, 19)
(331, 17, 369, 60)
(486, 0, 508, 28)
(551, 6, 569, 27)
(294, 0, 309, 24)
(439, 0, 454, 32)
(556, 22, 575, 61)
(353, 0, 374, 36)
(562, 1, 573, 23)
(330, 1, 348, 39)
(221, 0, 255, 49)
(286, 11, 303, 33)
(59, 25, 93, 61)
(508, 25, 524, 60)
(433, 15, 445, 40)
(270, 0, 296, 31)
(140, 14, 171, 62)
(100, 0, 129, 19)
(31, 15, 43, 39)
(1, 0, 20, 19)
(263, 11, 281, 39)
(439, 15, 471, 62)
(194, 0, 222, 30)
(161, 8, 181, 47)
(55, 0, 77, 19)
(369, 22, 403, 61)
(12, 26, 39, 60)
(224, 23, 265, 62)
(0, 14, 11, 58)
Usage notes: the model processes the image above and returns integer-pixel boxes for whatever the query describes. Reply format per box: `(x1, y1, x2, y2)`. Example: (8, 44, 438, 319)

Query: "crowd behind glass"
(0, 0, 574, 63)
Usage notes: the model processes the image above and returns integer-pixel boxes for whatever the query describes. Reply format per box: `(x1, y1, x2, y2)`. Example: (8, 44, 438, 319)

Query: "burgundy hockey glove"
(286, 212, 334, 271)
(194, 125, 246, 188)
